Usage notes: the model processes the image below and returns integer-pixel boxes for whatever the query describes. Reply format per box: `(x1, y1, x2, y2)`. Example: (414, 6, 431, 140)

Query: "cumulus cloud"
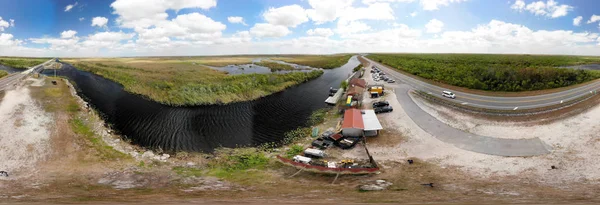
(79, 17, 85, 21)
(91, 16, 109, 28)
(227, 16, 247, 25)
(587, 15, 600, 24)
(250, 23, 290, 38)
(263, 5, 308, 28)
(307, 28, 334, 37)
(65, 2, 78, 12)
(425, 19, 444, 33)
(110, 0, 217, 29)
(511, 0, 573, 18)
(60, 30, 78, 38)
(336, 21, 372, 34)
(0, 33, 22, 46)
(305, 0, 353, 24)
(410, 12, 418, 17)
(420, 0, 467, 11)
(0, 17, 14, 32)
(573, 16, 582, 26)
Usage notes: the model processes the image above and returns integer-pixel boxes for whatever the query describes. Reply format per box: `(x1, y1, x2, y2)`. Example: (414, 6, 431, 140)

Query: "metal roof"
(342, 108, 364, 129)
(361, 110, 383, 131)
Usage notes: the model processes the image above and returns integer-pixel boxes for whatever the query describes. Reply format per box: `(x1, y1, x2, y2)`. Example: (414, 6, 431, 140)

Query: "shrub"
(285, 145, 304, 158)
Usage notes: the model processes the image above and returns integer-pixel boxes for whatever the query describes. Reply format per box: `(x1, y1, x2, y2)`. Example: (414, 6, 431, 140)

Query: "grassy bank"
(253, 61, 295, 71)
(368, 54, 600, 92)
(0, 70, 7, 78)
(66, 60, 324, 106)
(0, 57, 50, 69)
(272, 54, 353, 69)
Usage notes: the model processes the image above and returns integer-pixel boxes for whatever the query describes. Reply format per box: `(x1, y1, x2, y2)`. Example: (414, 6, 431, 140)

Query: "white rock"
(142, 151, 154, 158)
(375, 179, 386, 184)
(187, 162, 196, 166)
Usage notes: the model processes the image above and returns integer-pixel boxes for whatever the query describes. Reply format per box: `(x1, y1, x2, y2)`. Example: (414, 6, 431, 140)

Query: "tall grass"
(0, 57, 50, 69)
(71, 61, 324, 106)
(0, 70, 7, 78)
(272, 54, 353, 69)
(369, 54, 600, 92)
(253, 61, 295, 71)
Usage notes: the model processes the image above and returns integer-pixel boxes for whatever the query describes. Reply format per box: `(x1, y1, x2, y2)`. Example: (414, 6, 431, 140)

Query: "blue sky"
(0, 0, 599, 57)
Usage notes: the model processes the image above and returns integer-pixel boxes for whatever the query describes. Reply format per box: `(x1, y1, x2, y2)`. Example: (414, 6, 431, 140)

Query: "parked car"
(442, 91, 456, 99)
(372, 101, 389, 108)
(387, 79, 395, 83)
(375, 106, 393, 114)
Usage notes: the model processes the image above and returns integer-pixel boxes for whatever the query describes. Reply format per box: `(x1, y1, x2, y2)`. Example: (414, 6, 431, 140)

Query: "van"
(293, 155, 312, 164)
(442, 91, 456, 99)
(304, 148, 325, 158)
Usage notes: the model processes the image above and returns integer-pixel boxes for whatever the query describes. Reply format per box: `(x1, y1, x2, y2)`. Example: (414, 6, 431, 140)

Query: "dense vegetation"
(272, 54, 353, 69)
(70, 61, 323, 106)
(253, 61, 295, 71)
(368, 54, 600, 91)
(0, 57, 50, 69)
(0, 70, 7, 78)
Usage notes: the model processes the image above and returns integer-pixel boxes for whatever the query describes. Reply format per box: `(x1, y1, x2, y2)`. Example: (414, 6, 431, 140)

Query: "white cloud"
(362, 0, 415, 4)
(420, 0, 467, 11)
(0, 33, 22, 46)
(410, 12, 418, 17)
(573, 16, 582, 26)
(82, 31, 136, 49)
(110, 0, 217, 29)
(65, 2, 78, 12)
(0, 17, 14, 32)
(425, 19, 444, 33)
(307, 28, 334, 37)
(135, 12, 226, 42)
(512, 0, 573, 18)
(60, 30, 78, 38)
(305, 0, 353, 24)
(91, 16, 109, 28)
(587, 15, 600, 24)
(336, 21, 371, 34)
(79, 17, 85, 21)
(250, 23, 290, 38)
(227, 16, 247, 26)
(263, 5, 308, 28)
(511, 0, 525, 10)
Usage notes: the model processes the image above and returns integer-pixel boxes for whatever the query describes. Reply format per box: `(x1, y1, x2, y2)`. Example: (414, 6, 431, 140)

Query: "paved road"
(364, 57, 600, 110)
(0, 59, 55, 92)
(394, 84, 552, 156)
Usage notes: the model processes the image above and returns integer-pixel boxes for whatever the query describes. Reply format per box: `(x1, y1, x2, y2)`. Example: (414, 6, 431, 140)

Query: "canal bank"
(44, 56, 360, 152)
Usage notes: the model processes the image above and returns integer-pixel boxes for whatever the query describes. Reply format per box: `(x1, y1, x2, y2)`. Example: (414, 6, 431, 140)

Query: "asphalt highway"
(0, 59, 55, 92)
(364, 57, 600, 110)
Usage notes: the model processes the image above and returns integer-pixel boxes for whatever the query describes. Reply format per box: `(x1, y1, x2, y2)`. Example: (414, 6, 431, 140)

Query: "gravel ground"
(344, 66, 600, 187)
(0, 86, 52, 179)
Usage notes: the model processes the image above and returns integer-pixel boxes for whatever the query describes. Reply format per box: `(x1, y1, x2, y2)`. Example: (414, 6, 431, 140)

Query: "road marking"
(513, 107, 518, 110)
(461, 102, 468, 105)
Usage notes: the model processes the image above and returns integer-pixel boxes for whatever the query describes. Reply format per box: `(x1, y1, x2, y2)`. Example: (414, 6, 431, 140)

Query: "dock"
(325, 88, 344, 105)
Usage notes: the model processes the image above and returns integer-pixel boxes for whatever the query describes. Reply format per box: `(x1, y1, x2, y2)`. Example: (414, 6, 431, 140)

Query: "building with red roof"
(349, 78, 367, 88)
(341, 108, 364, 137)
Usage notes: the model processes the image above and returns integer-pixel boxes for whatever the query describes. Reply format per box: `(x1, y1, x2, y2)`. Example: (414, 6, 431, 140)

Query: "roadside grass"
(64, 59, 324, 106)
(368, 53, 600, 92)
(0, 57, 50, 69)
(272, 54, 353, 69)
(0, 70, 7, 78)
(253, 61, 295, 71)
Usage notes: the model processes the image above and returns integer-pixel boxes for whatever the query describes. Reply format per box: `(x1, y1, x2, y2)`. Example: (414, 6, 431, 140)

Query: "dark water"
(44, 56, 359, 152)
(0, 65, 21, 74)
(560, 64, 600, 70)
(207, 59, 315, 75)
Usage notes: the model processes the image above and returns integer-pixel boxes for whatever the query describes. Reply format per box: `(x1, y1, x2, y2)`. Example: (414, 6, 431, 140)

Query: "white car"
(442, 91, 456, 99)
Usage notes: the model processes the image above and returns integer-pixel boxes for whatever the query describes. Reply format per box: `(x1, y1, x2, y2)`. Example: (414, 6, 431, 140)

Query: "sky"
(0, 0, 599, 57)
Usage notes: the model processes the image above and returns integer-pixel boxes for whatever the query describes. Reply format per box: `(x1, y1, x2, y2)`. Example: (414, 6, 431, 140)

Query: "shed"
(349, 78, 367, 88)
(361, 110, 383, 137)
(341, 109, 364, 137)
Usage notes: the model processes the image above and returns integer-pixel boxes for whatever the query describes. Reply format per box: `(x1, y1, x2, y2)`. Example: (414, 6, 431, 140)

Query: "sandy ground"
(0, 86, 52, 179)
(344, 67, 600, 187)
